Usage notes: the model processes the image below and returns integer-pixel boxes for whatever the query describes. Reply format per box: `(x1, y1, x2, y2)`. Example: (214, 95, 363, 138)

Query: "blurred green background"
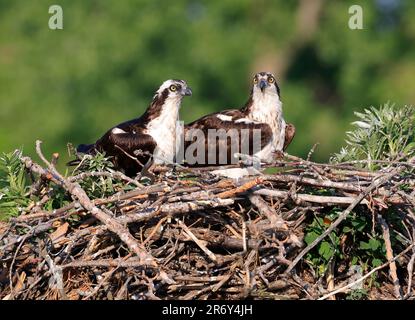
(0, 0, 414, 166)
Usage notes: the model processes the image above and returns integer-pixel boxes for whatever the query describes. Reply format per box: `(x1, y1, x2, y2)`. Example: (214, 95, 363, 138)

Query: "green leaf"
(304, 231, 319, 245)
(318, 241, 334, 261)
(342, 226, 352, 233)
(359, 241, 371, 250)
(372, 258, 382, 267)
(369, 239, 380, 251)
(351, 218, 366, 232)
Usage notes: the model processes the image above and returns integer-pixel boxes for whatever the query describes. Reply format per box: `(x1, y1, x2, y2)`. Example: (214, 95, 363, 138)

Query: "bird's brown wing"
(185, 111, 272, 166)
(95, 130, 157, 176)
(283, 123, 296, 151)
(185, 109, 245, 126)
(106, 132, 156, 155)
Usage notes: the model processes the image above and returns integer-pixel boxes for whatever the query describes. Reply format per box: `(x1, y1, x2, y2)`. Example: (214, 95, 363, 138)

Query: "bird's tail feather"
(77, 143, 95, 154)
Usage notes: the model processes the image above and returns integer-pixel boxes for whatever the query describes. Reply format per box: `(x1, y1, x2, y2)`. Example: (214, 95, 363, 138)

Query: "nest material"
(1, 141, 415, 300)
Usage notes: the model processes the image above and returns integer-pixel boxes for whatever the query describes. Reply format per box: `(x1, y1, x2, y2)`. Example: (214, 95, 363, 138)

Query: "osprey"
(184, 72, 295, 167)
(72, 79, 192, 176)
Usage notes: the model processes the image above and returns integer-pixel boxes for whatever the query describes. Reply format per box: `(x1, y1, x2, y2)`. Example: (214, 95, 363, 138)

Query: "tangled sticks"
(0, 141, 414, 300)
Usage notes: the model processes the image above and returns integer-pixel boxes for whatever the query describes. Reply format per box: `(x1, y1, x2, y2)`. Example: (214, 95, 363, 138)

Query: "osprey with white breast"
(72, 79, 192, 176)
(184, 72, 295, 166)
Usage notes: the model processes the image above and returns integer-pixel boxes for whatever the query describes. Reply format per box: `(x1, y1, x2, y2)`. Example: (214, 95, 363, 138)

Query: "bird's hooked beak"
(259, 79, 267, 93)
(182, 87, 192, 96)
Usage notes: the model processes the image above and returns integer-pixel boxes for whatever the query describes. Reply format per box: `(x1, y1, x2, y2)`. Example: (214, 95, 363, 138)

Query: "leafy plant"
(0, 150, 30, 220)
(304, 209, 386, 279)
(0, 149, 134, 221)
(331, 104, 415, 170)
(304, 211, 341, 276)
(71, 152, 134, 199)
(346, 289, 368, 300)
(73, 152, 115, 173)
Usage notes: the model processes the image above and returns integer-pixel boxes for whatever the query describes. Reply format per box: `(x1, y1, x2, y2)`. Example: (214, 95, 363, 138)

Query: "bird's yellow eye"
(268, 77, 275, 84)
(253, 77, 258, 84)
(170, 85, 177, 92)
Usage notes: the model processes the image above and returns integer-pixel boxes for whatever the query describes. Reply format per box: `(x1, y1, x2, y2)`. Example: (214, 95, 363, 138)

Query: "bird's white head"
(244, 72, 283, 124)
(154, 79, 192, 102)
(146, 79, 192, 164)
(146, 79, 192, 119)
(251, 72, 281, 99)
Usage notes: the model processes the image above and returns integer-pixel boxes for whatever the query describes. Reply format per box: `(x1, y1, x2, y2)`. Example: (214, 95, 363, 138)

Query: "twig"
(254, 188, 371, 205)
(117, 198, 234, 224)
(326, 260, 335, 300)
(248, 194, 288, 230)
(13, 183, 169, 222)
(216, 178, 263, 199)
(377, 214, 402, 299)
(263, 174, 367, 192)
(44, 253, 68, 300)
(177, 219, 217, 262)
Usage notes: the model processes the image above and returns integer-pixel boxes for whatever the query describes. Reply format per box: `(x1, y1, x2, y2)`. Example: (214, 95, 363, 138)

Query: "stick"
(254, 188, 370, 205)
(14, 184, 170, 221)
(263, 174, 368, 192)
(216, 178, 263, 199)
(177, 219, 217, 262)
(377, 214, 402, 299)
(248, 194, 288, 230)
(117, 198, 234, 224)
(44, 254, 68, 300)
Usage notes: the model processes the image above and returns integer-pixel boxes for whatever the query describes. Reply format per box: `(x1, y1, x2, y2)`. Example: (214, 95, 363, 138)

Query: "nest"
(1, 140, 415, 300)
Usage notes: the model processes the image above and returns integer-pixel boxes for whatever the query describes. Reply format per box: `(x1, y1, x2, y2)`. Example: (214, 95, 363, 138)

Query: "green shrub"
(0, 150, 30, 219)
(331, 104, 415, 170)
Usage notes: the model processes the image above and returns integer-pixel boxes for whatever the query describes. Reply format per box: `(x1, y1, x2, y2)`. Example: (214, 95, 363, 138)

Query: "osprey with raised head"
(72, 79, 192, 176)
(184, 72, 295, 167)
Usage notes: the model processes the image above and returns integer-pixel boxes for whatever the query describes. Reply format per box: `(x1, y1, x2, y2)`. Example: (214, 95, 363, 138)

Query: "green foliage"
(0, 150, 135, 221)
(346, 289, 368, 300)
(0, 150, 30, 219)
(304, 213, 340, 276)
(1, 1, 415, 163)
(75, 152, 115, 173)
(304, 209, 386, 278)
(331, 104, 415, 170)
(72, 152, 129, 199)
